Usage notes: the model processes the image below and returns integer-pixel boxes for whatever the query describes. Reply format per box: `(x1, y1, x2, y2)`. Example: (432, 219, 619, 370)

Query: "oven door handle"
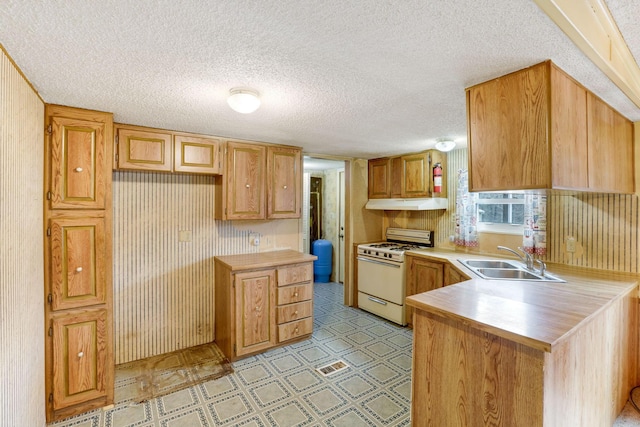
(368, 296, 388, 305)
(356, 256, 402, 268)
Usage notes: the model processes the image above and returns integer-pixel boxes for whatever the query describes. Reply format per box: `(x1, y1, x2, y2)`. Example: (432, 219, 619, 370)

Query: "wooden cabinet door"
(174, 135, 222, 174)
(401, 152, 429, 197)
(226, 142, 266, 219)
(49, 216, 106, 311)
(550, 65, 589, 190)
(406, 256, 444, 325)
(587, 93, 634, 193)
(234, 269, 276, 357)
(267, 146, 301, 218)
(49, 116, 108, 210)
(389, 156, 403, 198)
(116, 127, 172, 172)
(368, 158, 390, 199)
(467, 62, 550, 191)
(51, 309, 109, 410)
(444, 265, 470, 286)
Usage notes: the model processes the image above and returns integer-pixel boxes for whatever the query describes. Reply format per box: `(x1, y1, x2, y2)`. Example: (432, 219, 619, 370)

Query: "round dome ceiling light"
(434, 139, 456, 152)
(227, 88, 261, 114)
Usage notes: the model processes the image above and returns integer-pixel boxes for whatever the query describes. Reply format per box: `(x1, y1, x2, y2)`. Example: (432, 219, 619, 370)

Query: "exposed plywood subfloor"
(114, 342, 233, 404)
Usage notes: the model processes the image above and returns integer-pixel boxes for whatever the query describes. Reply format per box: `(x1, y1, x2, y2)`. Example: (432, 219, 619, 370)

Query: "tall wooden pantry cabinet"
(43, 104, 114, 422)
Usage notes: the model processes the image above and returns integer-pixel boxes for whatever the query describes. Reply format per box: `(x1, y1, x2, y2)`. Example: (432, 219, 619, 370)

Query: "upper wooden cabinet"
(368, 150, 448, 199)
(114, 124, 222, 175)
(47, 107, 111, 210)
(368, 158, 390, 198)
(116, 126, 172, 172)
(215, 140, 302, 220)
(467, 60, 634, 193)
(267, 146, 302, 219)
(586, 93, 634, 193)
(174, 135, 222, 174)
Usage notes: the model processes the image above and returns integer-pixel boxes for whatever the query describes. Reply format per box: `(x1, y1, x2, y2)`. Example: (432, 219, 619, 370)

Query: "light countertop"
(404, 249, 638, 352)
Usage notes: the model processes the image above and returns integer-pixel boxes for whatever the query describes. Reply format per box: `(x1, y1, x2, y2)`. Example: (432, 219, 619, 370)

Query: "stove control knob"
(375, 251, 379, 256)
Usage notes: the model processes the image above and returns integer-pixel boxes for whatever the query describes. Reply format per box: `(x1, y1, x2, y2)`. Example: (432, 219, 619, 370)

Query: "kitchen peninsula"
(405, 252, 638, 427)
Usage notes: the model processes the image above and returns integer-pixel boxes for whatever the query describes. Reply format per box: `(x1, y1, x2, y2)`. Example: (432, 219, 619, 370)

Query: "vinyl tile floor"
(48, 281, 640, 427)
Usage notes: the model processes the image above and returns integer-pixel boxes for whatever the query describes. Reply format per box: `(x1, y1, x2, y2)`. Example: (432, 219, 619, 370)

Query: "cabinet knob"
(255, 306, 259, 312)
(76, 267, 83, 272)
(283, 185, 287, 189)
(293, 292, 298, 297)
(74, 167, 83, 172)
(245, 184, 250, 188)
(78, 351, 84, 358)
(294, 328, 299, 333)
(294, 310, 298, 315)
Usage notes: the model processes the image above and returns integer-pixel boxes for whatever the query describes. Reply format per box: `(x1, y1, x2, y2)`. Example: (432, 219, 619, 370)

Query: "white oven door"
(357, 256, 405, 305)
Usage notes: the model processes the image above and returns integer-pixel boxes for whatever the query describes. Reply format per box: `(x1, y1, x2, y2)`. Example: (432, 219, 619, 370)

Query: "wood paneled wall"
(112, 171, 301, 363)
(385, 148, 640, 274)
(0, 46, 45, 427)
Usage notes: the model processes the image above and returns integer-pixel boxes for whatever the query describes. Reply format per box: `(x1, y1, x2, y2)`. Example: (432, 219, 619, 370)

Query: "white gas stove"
(357, 228, 434, 262)
(356, 228, 434, 325)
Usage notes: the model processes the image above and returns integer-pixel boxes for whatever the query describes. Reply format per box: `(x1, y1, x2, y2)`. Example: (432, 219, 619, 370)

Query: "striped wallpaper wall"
(0, 46, 45, 427)
(385, 148, 640, 273)
(112, 171, 301, 363)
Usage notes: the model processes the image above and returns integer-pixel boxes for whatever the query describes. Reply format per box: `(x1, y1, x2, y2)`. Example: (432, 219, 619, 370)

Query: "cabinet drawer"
(277, 263, 313, 287)
(277, 301, 313, 324)
(358, 291, 406, 326)
(277, 283, 313, 305)
(278, 317, 313, 343)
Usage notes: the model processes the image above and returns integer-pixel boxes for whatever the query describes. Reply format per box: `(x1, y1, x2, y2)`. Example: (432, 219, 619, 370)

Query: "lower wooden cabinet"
(214, 251, 316, 361)
(51, 309, 110, 411)
(234, 269, 277, 357)
(405, 255, 444, 326)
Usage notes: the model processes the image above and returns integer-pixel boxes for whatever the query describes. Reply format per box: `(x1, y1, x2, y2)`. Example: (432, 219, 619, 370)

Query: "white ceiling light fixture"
(434, 138, 456, 152)
(227, 88, 261, 114)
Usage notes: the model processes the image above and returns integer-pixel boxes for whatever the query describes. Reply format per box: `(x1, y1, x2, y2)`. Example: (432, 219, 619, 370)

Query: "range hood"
(365, 198, 448, 211)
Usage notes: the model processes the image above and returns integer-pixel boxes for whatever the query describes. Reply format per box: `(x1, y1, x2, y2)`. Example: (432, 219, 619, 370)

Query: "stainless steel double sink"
(458, 259, 565, 282)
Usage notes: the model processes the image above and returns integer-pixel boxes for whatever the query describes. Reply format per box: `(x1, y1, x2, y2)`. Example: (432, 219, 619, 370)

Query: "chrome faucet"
(497, 245, 534, 270)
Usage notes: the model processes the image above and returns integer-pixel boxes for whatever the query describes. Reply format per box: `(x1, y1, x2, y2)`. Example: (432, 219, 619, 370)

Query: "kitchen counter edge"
(404, 248, 639, 353)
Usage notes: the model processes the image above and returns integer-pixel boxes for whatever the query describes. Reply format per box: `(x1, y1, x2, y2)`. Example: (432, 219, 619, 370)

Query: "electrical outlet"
(249, 233, 260, 246)
(566, 236, 576, 253)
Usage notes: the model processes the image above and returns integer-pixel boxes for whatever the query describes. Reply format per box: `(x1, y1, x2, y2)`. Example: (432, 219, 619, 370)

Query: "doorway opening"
(302, 157, 347, 285)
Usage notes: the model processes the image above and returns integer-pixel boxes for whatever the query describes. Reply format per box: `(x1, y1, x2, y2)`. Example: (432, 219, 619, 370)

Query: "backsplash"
(385, 148, 640, 273)
(112, 171, 300, 364)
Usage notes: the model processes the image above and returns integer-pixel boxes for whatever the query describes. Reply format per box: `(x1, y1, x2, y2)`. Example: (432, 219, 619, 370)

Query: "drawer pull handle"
(368, 296, 388, 306)
(74, 167, 83, 172)
(76, 267, 83, 272)
(78, 351, 84, 358)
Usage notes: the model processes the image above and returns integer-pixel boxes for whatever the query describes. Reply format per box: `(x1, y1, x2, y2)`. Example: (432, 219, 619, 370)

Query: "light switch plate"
(179, 230, 192, 242)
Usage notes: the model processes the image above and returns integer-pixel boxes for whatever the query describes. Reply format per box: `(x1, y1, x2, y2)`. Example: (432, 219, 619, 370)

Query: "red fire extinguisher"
(433, 162, 443, 193)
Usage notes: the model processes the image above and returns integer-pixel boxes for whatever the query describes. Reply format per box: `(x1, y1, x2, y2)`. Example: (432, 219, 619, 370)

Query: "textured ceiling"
(0, 0, 638, 159)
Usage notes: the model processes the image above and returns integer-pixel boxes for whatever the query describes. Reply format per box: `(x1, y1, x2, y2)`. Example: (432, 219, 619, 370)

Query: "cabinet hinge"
(233, 344, 237, 355)
(46, 227, 51, 237)
(46, 191, 52, 200)
(115, 134, 119, 145)
(48, 327, 53, 337)
(48, 393, 53, 403)
(47, 294, 52, 304)
(115, 153, 119, 163)
(46, 124, 52, 135)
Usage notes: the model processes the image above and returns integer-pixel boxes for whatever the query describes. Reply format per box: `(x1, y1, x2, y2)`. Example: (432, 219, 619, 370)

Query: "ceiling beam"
(534, 0, 640, 109)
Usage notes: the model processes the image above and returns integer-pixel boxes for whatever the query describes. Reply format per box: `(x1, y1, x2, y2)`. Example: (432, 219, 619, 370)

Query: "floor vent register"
(316, 360, 349, 377)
